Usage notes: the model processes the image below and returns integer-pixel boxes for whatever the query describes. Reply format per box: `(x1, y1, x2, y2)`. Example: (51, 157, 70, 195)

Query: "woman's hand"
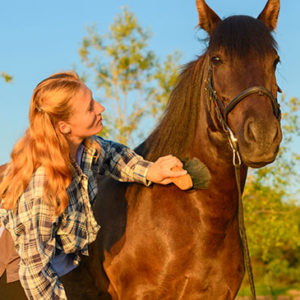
(146, 155, 187, 184)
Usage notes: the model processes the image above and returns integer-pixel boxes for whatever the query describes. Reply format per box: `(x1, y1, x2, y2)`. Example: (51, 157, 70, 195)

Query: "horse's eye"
(211, 56, 222, 65)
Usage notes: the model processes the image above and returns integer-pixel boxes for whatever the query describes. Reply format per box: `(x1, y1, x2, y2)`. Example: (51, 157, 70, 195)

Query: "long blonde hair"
(0, 72, 84, 215)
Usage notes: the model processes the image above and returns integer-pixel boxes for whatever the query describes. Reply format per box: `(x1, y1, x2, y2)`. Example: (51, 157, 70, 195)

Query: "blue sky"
(0, 0, 299, 168)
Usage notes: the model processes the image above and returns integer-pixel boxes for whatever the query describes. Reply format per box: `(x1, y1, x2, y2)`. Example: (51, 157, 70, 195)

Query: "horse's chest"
(104, 186, 244, 299)
(126, 187, 240, 266)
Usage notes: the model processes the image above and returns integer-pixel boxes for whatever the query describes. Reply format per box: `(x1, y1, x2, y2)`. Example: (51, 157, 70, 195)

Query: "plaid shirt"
(0, 136, 152, 300)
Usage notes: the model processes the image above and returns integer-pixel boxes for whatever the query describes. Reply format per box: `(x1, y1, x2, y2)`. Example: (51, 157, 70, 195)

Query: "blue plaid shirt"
(0, 136, 152, 299)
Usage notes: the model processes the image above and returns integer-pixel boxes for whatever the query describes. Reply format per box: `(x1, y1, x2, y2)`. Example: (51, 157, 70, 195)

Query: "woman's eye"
(211, 56, 222, 65)
(89, 101, 94, 111)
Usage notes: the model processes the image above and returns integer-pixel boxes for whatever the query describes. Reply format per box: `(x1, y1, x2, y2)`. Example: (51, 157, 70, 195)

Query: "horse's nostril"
(244, 118, 281, 145)
(244, 120, 256, 143)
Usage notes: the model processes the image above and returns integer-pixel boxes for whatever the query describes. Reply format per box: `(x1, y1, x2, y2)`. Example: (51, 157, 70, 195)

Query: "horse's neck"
(187, 114, 247, 225)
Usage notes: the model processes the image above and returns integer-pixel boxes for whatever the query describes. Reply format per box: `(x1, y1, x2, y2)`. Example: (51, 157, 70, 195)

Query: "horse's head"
(197, 0, 282, 168)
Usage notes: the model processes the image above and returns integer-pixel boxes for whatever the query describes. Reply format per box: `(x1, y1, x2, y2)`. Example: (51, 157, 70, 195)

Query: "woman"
(0, 72, 186, 299)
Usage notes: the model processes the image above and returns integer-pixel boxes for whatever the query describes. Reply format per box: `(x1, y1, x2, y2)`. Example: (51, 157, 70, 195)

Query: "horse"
(0, 0, 282, 299)
(75, 0, 281, 299)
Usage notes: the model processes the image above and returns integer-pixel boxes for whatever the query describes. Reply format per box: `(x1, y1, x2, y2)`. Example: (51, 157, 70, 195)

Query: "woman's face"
(65, 84, 105, 141)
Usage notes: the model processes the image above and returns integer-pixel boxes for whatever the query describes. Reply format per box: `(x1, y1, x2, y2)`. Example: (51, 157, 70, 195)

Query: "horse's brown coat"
(91, 1, 282, 299)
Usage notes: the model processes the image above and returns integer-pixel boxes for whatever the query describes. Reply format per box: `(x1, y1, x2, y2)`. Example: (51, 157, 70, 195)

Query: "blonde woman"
(0, 72, 186, 299)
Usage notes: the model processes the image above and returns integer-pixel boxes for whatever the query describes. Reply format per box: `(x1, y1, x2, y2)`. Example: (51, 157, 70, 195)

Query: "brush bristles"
(184, 158, 211, 189)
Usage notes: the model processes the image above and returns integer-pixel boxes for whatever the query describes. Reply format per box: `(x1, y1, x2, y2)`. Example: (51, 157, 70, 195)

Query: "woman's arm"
(94, 137, 186, 185)
(17, 197, 67, 300)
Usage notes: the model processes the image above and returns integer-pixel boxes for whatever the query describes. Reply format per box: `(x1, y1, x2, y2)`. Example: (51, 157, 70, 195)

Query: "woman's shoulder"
(89, 136, 126, 152)
(89, 135, 105, 146)
(85, 135, 116, 159)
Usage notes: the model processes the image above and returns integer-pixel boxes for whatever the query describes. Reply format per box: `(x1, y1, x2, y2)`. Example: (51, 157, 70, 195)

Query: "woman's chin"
(96, 123, 103, 133)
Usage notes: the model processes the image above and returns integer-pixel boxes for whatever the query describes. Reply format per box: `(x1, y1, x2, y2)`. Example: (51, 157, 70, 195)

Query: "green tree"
(77, 7, 181, 145)
(243, 95, 300, 289)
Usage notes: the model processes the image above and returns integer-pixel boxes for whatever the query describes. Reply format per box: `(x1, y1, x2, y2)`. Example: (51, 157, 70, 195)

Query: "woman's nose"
(96, 102, 105, 113)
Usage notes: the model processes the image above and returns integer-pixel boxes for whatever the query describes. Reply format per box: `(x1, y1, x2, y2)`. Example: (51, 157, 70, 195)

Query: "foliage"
(244, 183, 300, 284)
(77, 7, 181, 145)
(1, 71, 13, 83)
(243, 95, 300, 286)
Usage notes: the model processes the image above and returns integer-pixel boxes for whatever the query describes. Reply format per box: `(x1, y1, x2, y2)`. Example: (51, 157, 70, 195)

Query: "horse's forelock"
(208, 15, 278, 58)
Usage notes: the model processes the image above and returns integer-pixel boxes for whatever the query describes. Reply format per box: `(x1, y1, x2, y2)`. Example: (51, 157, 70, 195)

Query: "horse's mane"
(135, 15, 277, 161)
(135, 55, 207, 161)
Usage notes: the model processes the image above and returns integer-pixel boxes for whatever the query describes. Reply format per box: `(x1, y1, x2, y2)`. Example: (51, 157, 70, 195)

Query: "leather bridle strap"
(207, 64, 281, 124)
(234, 163, 256, 300)
(223, 86, 281, 123)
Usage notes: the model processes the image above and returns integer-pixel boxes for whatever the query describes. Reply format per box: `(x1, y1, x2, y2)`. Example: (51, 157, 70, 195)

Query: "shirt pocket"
(13, 222, 26, 238)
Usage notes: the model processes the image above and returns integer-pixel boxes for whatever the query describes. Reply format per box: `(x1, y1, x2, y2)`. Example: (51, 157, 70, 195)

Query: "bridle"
(206, 61, 281, 166)
(205, 61, 281, 300)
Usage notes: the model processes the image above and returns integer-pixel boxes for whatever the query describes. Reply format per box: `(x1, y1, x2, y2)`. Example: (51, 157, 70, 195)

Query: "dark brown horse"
(0, 0, 282, 299)
(78, 0, 282, 299)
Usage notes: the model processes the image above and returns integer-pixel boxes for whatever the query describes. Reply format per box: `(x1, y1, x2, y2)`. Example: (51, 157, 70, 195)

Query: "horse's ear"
(258, 0, 280, 31)
(196, 0, 221, 35)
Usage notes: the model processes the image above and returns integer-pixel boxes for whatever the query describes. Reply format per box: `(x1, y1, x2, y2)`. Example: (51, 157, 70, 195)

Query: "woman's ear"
(57, 121, 71, 135)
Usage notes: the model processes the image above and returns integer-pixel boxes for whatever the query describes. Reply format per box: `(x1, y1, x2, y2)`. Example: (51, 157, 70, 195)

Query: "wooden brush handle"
(170, 166, 193, 190)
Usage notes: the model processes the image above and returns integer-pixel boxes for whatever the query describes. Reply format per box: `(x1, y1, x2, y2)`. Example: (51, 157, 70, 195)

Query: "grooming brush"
(171, 157, 211, 190)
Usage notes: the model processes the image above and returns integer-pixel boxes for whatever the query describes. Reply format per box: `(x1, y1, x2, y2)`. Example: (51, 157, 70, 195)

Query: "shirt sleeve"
(94, 137, 152, 186)
(18, 197, 67, 300)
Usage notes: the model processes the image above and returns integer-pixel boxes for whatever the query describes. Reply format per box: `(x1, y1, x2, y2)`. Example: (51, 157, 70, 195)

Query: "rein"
(205, 62, 281, 300)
